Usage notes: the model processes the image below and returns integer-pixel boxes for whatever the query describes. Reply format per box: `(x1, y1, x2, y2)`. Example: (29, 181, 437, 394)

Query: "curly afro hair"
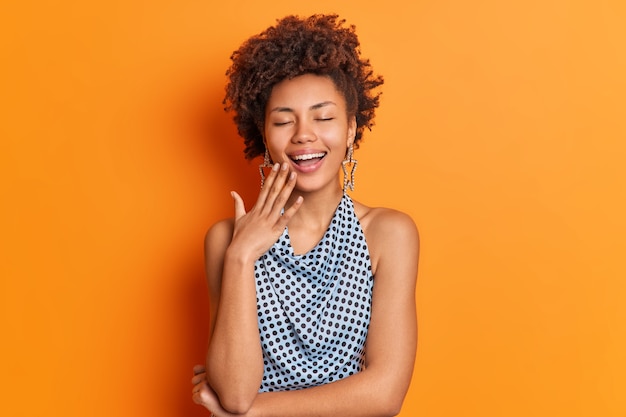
(224, 14, 384, 160)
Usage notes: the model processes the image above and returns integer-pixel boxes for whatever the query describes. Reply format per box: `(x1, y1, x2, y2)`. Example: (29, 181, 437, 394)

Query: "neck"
(287, 184, 344, 228)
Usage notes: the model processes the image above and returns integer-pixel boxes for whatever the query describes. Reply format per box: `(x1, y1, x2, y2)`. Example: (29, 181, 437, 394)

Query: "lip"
(287, 148, 327, 158)
(287, 149, 327, 173)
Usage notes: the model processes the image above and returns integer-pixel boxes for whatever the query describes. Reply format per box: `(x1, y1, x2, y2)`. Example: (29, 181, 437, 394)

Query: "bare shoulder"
(353, 200, 419, 244)
(353, 200, 420, 274)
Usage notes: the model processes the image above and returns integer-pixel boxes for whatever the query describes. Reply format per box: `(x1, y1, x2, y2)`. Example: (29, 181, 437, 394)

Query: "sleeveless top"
(254, 193, 374, 392)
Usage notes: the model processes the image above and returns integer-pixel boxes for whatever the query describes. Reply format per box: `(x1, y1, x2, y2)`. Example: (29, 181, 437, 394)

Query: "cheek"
(321, 125, 350, 145)
(265, 133, 290, 157)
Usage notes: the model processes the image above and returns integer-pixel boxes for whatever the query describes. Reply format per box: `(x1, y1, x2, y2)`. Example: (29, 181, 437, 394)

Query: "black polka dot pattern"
(254, 194, 373, 392)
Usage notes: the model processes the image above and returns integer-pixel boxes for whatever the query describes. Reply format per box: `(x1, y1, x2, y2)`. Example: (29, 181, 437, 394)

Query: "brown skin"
(192, 74, 419, 417)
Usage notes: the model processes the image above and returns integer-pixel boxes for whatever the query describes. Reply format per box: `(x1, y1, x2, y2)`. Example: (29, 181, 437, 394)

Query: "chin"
(294, 178, 340, 194)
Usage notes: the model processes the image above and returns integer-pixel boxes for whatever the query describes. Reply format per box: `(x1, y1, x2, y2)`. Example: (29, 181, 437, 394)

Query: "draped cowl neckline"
(254, 193, 374, 392)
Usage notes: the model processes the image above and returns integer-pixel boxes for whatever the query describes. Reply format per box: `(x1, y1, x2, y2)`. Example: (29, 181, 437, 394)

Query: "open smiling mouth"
(290, 152, 327, 166)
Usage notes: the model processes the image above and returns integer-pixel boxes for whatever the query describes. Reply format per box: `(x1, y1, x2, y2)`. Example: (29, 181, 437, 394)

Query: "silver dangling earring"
(342, 144, 358, 192)
(259, 149, 273, 187)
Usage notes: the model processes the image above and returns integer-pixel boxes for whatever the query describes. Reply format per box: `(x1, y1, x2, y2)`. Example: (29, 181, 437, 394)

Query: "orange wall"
(2, 1, 625, 416)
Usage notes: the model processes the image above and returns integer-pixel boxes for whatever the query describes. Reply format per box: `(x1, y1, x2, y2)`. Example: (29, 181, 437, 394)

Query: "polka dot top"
(254, 193, 373, 392)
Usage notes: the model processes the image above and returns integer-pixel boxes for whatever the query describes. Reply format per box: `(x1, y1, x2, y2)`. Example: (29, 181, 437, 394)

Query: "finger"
(192, 383, 218, 413)
(278, 194, 304, 226)
(256, 162, 280, 205)
(193, 364, 206, 375)
(268, 170, 299, 216)
(262, 162, 292, 215)
(231, 191, 246, 220)
(192, 384, 202, 399)
(191, 381, 209, 403)
(191, 373, 206, 385)
(192, 389, 205, 405)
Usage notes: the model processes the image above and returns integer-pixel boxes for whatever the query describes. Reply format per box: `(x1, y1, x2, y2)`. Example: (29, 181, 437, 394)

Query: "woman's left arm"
(193, 209, 419, 417)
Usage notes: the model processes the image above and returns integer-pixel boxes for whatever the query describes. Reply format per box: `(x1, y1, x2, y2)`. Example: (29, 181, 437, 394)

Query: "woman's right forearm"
(206, 248, 264, 414)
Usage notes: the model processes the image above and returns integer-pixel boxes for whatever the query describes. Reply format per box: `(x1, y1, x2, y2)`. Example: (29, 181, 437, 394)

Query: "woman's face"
(264, 73, 356, 193)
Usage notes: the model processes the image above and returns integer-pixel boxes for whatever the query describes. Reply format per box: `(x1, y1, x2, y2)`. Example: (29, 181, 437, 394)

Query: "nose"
(291, 120, 316, 144)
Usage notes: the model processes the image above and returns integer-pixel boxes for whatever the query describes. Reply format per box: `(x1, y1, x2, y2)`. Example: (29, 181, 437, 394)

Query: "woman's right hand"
(192, 365, 257, 417)
(228, 162, 303, 261)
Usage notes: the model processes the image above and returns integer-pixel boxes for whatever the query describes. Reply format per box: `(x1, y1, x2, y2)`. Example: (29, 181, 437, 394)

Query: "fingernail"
(281, 162, 289, 171)
(272, 163, 280, 171)
(290, 172, 296, 180)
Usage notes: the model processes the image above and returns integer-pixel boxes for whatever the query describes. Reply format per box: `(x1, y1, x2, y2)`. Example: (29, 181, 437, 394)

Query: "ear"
(347, 115, 357, 147)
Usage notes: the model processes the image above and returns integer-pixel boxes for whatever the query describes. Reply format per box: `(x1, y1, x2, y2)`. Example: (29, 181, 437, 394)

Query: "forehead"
(267, 74, 345, 108)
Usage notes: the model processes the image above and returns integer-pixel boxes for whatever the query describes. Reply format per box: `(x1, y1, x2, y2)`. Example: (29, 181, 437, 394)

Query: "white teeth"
(291, 153, 325, 161)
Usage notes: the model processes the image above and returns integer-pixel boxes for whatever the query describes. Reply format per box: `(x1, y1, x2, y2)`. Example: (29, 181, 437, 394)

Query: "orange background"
(2, 1, 625, 416)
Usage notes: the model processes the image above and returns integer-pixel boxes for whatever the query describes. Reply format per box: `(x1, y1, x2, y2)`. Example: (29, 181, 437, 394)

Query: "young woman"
(192, 14, 419, 417)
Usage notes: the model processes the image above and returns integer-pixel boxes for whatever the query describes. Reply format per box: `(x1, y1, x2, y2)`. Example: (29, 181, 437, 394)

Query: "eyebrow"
(269, 101, 337, 113)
